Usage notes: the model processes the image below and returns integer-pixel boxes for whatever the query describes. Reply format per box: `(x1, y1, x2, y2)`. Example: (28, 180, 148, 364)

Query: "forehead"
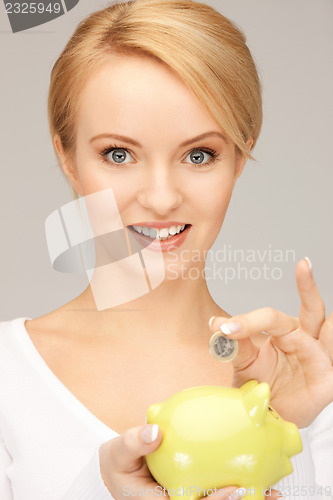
(76, 53, 220, 141)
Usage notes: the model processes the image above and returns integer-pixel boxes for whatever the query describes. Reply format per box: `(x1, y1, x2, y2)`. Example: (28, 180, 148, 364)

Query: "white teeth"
(131, 224, 187, 240)
(149, 227, 158, 238)
(159, 228, 169, 238)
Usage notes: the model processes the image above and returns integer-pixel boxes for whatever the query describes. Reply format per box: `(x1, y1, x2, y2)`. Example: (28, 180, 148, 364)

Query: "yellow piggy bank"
(146, 380, 302, 499)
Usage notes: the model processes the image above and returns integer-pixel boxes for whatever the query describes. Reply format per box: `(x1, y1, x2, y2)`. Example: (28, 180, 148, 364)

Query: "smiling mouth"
(128, 224, 191, 241)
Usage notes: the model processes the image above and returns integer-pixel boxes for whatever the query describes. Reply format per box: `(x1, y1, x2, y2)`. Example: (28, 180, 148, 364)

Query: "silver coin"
(208, 331, 239, 362)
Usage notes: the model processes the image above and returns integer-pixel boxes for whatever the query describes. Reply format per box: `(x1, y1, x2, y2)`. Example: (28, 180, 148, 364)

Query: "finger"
(110, 424, 162, 473)
(319, 310, 333, 364)
(296, 257, 325, 337)
(210, 309, 298, 340)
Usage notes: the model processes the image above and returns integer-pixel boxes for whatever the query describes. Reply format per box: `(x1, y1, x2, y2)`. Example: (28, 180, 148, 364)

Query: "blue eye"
(184, 148, 219, 166)
(99, 145, 219, 166)
(100, 146, 134, 164)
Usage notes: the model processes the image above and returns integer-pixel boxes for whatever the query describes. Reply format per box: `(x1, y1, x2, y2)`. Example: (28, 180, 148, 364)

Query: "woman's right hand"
(99, 423, 282, 499)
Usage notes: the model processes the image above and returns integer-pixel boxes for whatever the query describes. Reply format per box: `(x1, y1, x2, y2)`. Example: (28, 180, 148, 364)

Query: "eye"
(99, 145, 134, 164)
(184, 148, 219, 166)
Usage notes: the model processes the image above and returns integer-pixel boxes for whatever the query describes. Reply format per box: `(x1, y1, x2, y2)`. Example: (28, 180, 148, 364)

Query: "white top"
(0, 317, 332, 500)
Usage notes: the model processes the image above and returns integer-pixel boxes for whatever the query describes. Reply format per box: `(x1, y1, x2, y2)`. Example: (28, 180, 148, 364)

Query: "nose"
(137, 162, 183, 216)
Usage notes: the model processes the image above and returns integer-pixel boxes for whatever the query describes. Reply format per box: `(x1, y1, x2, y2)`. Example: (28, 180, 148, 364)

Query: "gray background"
(0, 0, 332, 321)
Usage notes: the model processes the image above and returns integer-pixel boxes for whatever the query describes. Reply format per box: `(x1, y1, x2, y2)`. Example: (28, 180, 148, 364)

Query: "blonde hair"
(48, 0, 262, 168)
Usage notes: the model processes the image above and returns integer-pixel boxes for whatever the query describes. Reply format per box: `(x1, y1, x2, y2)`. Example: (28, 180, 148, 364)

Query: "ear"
(233, 138, 254, 184)
(53, 134, 82, 196)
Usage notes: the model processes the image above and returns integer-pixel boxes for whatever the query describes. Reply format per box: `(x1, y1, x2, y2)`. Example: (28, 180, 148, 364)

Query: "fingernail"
(141, 424, 159, 444)
(227, 488, 245, 499)
(221, 322, 240, 335)
(208, 316, 216, 330)
(304, 256, 312, 273)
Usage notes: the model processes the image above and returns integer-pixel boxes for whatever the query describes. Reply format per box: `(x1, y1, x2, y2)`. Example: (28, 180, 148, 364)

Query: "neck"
(69, 271, 226, 344)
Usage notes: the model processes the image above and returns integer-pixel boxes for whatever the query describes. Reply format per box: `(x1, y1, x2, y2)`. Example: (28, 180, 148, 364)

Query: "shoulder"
(0, 317, 31, 375)
(23, 301, 94, 366)
(0, 301, 77, 357)
(24, 291, 92, 341)
(24, 300, 85, 343)
(0, 316, 30, 341)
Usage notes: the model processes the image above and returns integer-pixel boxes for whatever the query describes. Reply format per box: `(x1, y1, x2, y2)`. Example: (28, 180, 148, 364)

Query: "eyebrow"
(89, 131, 228, 148)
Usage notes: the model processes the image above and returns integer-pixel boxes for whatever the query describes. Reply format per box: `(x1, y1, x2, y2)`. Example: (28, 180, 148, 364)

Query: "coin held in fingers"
(209, 331, 239, 362)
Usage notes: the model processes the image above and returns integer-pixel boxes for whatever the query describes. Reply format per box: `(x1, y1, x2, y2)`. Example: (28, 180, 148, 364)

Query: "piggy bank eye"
(268, 405, 278, 419)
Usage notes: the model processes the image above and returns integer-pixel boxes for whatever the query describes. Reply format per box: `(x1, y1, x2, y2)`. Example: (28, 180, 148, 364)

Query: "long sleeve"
(62, 442, 116, 500)
(308, 401, 333, 494)
(0, 431, 13, 500)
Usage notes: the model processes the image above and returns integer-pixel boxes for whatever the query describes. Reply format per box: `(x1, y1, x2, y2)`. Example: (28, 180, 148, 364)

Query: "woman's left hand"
(209, 257, 333, 428)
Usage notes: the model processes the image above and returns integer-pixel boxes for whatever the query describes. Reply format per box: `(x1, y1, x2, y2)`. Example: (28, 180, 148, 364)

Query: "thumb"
(232, 337, 260, 372)
(110, 424, 161, 473)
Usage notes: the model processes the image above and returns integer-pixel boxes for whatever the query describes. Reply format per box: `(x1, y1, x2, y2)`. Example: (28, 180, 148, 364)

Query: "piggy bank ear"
(240, 380, 259, 393)
(243, 382, 270, 427)
(146, 403, 162, 423)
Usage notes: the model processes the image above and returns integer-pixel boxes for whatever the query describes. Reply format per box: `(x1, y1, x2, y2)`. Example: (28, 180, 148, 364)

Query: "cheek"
(77, 167, 113, 196)
(74, 164, 135, 227)
(191, 171, 235, 221)
(194, 173, 234, 251)
(74, 148, 134, 203)
(210, 187, 233, 220)
(73, 145, 113, 196)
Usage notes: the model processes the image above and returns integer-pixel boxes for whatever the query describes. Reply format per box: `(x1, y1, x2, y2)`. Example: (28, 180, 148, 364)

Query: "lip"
(129, 221, 189, 229)
(127, 224, 191, 252)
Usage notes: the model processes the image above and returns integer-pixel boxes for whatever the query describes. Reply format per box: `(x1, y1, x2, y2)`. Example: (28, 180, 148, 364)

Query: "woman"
(0, 0, 332, 499)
